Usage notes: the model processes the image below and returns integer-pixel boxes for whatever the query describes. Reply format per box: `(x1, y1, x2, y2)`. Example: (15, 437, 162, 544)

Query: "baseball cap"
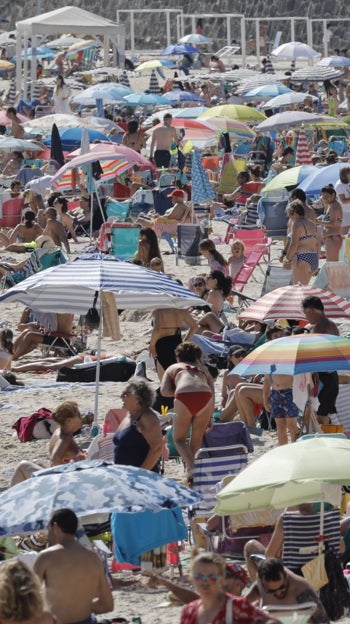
(167, 189, 185, 199)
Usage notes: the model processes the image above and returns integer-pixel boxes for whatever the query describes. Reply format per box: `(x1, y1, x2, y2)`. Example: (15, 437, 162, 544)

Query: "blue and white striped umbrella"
(191, 148, 216, 204)
(0, 254, 202, 313)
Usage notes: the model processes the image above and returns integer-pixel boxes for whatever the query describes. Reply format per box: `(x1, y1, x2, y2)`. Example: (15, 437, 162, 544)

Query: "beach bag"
(85, 291, 100, 329)
(12, 408, 53, 442)
(56, 357, 136, 383)
(301, 553, 328, 590)
(319, 546, 350, 620)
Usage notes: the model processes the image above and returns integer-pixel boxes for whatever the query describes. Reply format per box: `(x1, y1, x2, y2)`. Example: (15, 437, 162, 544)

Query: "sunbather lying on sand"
(12, 352, 111, 372)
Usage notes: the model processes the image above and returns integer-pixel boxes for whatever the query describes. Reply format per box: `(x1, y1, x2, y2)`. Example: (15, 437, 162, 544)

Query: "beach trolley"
(110, 224, 139, 259)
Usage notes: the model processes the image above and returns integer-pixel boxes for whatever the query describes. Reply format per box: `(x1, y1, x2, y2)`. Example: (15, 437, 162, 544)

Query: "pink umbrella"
(67, 142, 155, 169)
(52, 151, 135, 191)
(295, 126, 312, 165)
(0, 110, 29, 126)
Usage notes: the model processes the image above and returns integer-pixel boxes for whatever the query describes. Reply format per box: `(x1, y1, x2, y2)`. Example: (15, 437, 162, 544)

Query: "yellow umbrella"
(0, 59, 14, 69)
(136, 59, 175, 72)
(198, 104, 266, 123)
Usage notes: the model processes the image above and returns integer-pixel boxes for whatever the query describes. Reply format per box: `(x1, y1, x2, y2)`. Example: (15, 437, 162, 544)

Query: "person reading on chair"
(245, 557, 329, 624)
(12, 313, 74, 360)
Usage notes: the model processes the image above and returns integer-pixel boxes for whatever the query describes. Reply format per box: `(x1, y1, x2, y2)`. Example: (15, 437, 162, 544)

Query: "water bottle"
(90, 423, 100, 438)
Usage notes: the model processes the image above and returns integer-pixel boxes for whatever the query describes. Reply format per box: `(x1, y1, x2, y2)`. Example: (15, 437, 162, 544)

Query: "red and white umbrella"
(239, 285, 350, 322)
(295, 126, 312, 165)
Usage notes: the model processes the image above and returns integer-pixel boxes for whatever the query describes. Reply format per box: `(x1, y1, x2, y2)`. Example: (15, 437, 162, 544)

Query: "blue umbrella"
(316, 56, 350, 68)
(244, 84, 292, 100)
(191, 148, 216, 204)
(164, 90, 204, 103)
(123, 92, 171, 106)
(71, 84, 133, 106)
(13, 46, 55, 61)
(172, 106, 209, 118)
(298, 162, 343, 195)
(161, 43, 199, 55)
(43, 127, 110, 151)
(0, 460, 202, 535)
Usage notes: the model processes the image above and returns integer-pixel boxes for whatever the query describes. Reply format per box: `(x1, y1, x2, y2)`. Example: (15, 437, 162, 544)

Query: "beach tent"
(15, 6, 125, 99)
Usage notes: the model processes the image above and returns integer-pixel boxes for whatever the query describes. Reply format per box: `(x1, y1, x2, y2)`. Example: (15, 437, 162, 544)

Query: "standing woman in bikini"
(161, 342, 214, 478)
(283, 201, 318, 285)
(319, 184, 343, 261)
(149, 308, 198, 380)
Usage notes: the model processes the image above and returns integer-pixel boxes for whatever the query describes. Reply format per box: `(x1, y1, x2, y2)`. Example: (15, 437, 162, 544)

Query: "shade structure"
(200, 116, 256, 139)
(198, 104, 266, 123)
(119, 69, 131, 88)
(261, 91, 318, 109)
(191, 147, 216, 204)
(178, 33, 212, 44)
(161, 43, 199, 55)
(123, 92, 170, 106)
(0, 254, 203, 313)
(316, 56, 350, 68)
(295, 126, 312, 165)
(215, 436, 350, 515)
(0, 137, 43, 152)
(44, 127, 110, 151)
(71, 84, 133, 106)
(148, 69, 161, 94)
(231, 333, 350, 377)
(271, 41, 320, 61)
(239, 284, 350, 322)
(262, 165, 316, 193)
(164, 90, 204, 103)
(255, 111, 338, 131)
(244, 83, 292, 100)
(298, 162, 344, 195)
(0, 460, 202, 535)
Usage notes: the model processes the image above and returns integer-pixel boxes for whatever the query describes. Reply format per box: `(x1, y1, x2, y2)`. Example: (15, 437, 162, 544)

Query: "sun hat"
(167, 189, 186, 199)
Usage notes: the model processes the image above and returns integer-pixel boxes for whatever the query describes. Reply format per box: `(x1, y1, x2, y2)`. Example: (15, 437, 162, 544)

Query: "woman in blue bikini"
(283, 200, 319, 285)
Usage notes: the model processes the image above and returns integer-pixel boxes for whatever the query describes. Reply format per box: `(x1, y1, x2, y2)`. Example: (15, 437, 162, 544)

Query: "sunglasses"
(264, 577, 287, 594)
(193, 573, 221, 584)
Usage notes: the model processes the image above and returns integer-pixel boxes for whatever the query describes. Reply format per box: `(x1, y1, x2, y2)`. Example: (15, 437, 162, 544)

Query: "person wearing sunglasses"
(179, 551, 279, 624)
(245, 557, 329, 624)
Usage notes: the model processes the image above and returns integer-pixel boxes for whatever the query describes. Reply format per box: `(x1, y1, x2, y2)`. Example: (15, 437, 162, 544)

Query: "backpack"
(12, 408, 53, 442)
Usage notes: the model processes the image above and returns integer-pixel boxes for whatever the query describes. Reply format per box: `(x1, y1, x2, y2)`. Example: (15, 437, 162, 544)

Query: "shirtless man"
(6, 106, 24, 139)
(43, 207, 71, 254)
(137, 189, 189, 230)
(149, 307, 198, 380)
(34, 508, 114, 624)
(263, 372, 299, 445)
(302, 295, 339, 424)
(13, 313, 74, 360)
(149, 113, 178, 168)
(246, 558, 329, 624)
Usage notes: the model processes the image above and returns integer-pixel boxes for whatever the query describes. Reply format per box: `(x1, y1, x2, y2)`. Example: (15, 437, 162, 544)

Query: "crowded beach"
(0, 7, 350, 624)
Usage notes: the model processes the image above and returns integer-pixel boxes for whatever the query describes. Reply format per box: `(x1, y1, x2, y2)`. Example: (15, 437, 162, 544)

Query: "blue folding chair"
(110, 224, 140, 260)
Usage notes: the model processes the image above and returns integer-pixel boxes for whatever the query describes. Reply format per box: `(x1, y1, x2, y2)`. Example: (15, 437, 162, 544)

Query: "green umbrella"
(215, 435, 349, 515)
(262, 165, 317, 193)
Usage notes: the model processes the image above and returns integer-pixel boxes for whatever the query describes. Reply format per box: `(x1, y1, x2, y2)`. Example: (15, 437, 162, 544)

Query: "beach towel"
(12, 408, 53, 442)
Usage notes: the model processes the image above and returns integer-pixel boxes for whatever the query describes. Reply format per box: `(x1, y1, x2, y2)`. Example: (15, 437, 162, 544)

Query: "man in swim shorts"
(149, 113, 178, 168)
(34, 508, 113, 624)
(264, 372, 299, 446)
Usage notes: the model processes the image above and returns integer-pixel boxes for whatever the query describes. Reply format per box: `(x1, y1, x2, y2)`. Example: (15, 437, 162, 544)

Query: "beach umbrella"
(43, 127, 110, 151)
(316, 56, 350, 68)
(231, 333, 350, 378)
(178, 33, 212, 45)
(50, 123, 65, 167)
(271, 41, 320, 61)
(290, 66, 344, 82)
(51, 151, 132, 191)
(171, 106, 209, 118)
(71, 84, 132, 106)
(161, 43, 200, 55)
(65, 39, 100, 58)
(298, 162, 344, 195)
(14, 46, 55, 61)
(261, 91, 319, 110)
(255, 111, 336, 131)
(295, 126, 312, 165)
(0, 110, 28, 126)
(191, 147, 216, 204)
(68, 143, 154, 169)
(123, 92, 170, 106)
(264, 56, 275, 74)
(0, 59, 14, 69)
(198, 104, 266, 123)
(148, 69, 161, 94)
(23, 114, 123, 133)
(244, 84, 292, 100)
(200, 117, 256, 139)
(47, 35, 87, 49)
(135, 59, 176, 72)
(119, 70, 131, 88)
(0, 460, 202, 535)
(262, 165, 316, 193)
(238, 284, 350, 322)
(163, 90, 204, 103)
(215, 435, 350, 515)
(0, 137, 43, 152)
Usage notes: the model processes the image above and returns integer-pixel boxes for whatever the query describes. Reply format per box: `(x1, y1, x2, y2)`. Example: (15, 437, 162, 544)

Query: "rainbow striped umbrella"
(52, 151, 133, 191)
(231, 333, 350, 377)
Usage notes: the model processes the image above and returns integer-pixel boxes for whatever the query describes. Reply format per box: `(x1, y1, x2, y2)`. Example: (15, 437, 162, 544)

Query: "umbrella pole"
(93, 294, 103, 426)
(319, 496, 325, 556)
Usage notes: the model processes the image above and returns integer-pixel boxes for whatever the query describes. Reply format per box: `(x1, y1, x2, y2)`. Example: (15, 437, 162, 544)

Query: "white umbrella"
(0, 137, 43, 152)
(178, 33, 213, 45)
(316, 56, 350, 68)
(47, 35, 87, 49)
(23, 114, 123, 134)
(271, 41, 320, 61)
(255, 111, 336, 131)
(261, 92, 318, 109)
(290, 66, 345, 82)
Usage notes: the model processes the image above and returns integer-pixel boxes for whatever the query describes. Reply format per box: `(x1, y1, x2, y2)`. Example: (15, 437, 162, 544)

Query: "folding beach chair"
(175, 222, 207, 266)
(0, 197, 24, 228)
(261, 264, 292, 295)
(110, 224, 140, 259)
(105, 198, 130, 222)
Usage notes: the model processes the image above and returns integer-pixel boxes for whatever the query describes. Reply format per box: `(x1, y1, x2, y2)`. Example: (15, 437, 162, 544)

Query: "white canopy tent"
(15, 6, 125, 98)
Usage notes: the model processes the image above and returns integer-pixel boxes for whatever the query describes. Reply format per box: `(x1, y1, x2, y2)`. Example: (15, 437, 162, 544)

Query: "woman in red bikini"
(160, 342, 214, 478)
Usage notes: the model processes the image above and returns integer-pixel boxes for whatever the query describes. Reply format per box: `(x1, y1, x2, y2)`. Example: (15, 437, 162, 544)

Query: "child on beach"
(199, 238, 229, 276)
(227, 239, 246, 280)
(263, 373, 300, 446)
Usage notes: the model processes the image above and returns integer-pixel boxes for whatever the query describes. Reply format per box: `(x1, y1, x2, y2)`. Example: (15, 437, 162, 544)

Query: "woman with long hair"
(0, 210, 42, 251)
(136, 227, 164, 270)
(0, 559, 54, 624)
(53, 75, 71, 114)
(196, 270, 232, 334)
(199, 239, 229, 276)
